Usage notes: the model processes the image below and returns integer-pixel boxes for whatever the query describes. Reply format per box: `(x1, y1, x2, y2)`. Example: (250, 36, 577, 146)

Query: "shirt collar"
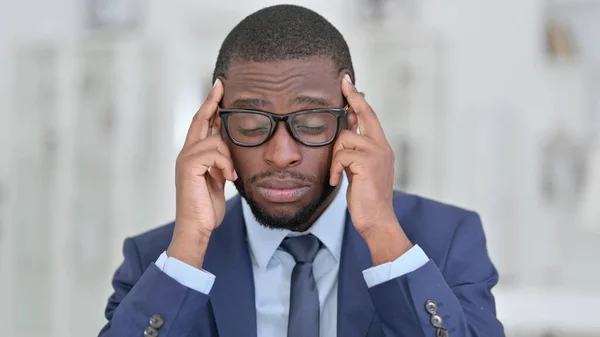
(242, 173, 349, 270)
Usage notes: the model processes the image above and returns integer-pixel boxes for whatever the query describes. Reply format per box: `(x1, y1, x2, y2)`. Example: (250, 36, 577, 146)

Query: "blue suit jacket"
(99, 192, 505, 337)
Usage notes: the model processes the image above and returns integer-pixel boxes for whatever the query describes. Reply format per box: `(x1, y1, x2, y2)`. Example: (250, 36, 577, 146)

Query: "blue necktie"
(280, 234, 321, 337)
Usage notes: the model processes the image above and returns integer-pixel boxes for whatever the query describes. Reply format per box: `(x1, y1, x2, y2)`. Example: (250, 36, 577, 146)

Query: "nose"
(263, 122, 302, 169)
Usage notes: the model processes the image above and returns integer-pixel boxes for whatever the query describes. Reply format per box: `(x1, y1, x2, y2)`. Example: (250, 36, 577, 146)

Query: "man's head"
(212, 5, 357, 231)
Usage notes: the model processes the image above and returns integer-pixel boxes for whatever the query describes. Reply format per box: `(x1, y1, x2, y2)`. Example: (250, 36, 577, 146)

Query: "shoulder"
(392, 191, 478, 228)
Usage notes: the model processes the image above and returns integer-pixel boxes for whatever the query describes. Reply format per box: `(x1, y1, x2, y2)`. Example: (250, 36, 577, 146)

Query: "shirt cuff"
(362, 244, 429, 288)
(154, 251, 216, 294)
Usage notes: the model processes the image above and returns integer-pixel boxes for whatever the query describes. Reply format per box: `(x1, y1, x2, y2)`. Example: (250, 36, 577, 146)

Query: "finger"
(329, 149, 365, 186)
(182, 135, 235, 179)
(333, 129, 376, 154)
(181, 149, 237, 182)
(184, 79, 224, 147)
(206, 139, 235, 185)
(186, 134, 233, 162)
(341, 75, 385, 141)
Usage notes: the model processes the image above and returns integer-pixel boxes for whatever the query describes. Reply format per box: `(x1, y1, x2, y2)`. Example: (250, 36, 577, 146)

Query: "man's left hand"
(330, 74, 413, 264)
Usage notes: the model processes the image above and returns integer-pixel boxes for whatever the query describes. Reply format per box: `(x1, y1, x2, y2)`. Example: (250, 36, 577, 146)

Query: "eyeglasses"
(218, 107, 348, 147)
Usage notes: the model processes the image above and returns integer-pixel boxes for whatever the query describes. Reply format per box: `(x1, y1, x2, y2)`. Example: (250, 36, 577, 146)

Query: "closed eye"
(238, 126, 270, 135)
(295, 125, 328, 133)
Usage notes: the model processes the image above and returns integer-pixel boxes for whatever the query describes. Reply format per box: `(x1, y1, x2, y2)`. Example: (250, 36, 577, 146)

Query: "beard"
(234, 170, 337, 231)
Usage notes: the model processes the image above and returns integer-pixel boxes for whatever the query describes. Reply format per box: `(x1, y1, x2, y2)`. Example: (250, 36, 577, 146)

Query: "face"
(216, 57, 356, 231)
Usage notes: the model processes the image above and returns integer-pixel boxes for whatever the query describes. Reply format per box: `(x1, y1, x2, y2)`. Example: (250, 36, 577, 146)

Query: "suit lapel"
(203, 196, 257, 337)
(337, 209, 376, 337)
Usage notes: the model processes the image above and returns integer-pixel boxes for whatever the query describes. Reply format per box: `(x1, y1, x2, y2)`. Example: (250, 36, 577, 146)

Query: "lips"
(256, 179, 308, 189)
(255, 179, 310, 203)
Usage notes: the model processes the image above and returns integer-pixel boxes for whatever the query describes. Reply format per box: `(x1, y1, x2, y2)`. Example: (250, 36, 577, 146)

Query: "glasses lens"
(291, 112, 339, 145)
(226, 112, 272, 145)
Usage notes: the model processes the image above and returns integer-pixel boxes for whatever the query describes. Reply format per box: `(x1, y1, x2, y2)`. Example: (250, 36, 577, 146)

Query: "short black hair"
(212, 4, 355, 84)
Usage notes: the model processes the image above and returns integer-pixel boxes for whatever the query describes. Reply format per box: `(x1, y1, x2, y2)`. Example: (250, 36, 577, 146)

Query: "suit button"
(144, 326, 159, 337)
(425, 300, 438, 314)
(431, 314, 444, 328)
(437, 327, 449, 337)
(149, 314, 165, 329)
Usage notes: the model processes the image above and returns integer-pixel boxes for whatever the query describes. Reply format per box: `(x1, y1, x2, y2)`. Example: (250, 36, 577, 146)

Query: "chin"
(245, 192, 323, 231)
(235, 177, 335, 230)
(254, 194, 311, 212)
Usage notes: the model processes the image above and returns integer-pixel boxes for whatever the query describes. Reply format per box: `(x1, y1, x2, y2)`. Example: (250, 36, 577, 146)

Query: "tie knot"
(280, 234, 321, 263)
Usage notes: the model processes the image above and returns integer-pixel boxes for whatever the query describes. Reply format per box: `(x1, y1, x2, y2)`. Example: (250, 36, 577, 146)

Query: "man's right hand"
(167, 79, 237, 269)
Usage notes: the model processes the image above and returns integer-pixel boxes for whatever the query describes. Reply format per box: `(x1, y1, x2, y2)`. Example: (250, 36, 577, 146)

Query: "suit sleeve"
(98, 238, 217, 337)
(367, 212, 506, 337)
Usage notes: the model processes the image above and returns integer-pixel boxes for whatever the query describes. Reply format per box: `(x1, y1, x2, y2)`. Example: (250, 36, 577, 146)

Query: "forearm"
(368, 261, 503, 337)
(364, 213, 505, 337)
(102, 264, 214, 336)
(100, 239, 216, 337)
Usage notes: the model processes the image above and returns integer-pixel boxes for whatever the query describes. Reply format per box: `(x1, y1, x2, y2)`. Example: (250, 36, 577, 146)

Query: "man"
(99, 4, 504, 337)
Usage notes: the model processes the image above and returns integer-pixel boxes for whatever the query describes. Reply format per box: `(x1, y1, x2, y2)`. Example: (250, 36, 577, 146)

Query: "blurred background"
(1, 0, 599, 336)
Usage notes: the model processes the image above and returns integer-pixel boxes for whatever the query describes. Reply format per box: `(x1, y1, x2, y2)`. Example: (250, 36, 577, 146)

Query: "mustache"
(249, 170, 319, 184)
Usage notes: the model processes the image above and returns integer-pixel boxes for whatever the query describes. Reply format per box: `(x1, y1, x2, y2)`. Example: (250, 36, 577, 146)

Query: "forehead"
(221, 57, 343, 110)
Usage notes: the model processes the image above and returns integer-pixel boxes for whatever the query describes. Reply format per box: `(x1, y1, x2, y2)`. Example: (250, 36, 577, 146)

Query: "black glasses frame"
(218, 106, 349, 147)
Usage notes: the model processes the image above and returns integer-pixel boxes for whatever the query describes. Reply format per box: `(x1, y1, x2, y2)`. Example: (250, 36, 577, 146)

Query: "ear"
(339, 69, 358, 132)
(346, 106, 359, 132)
(339, 69, 355, 84)
(212, 113, 222, 135)
(212, 76, 226, 136)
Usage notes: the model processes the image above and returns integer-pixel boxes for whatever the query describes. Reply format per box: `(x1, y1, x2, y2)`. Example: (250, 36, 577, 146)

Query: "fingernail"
(233, 169, 238, 180)
(213, 78, 220, 88)
(344, 74, 352, 84)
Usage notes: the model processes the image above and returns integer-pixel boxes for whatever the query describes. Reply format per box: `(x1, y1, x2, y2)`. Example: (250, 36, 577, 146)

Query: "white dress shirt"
(155, 174, 428, 336)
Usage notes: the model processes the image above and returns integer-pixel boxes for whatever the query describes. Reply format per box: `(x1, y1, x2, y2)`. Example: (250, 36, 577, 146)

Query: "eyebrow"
(230, 95, 333, 110)
(294, 96, 331, 107)
(231, 98, 270, 109)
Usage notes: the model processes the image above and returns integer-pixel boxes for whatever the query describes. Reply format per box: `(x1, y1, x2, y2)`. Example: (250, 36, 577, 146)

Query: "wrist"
(167, 230, 212, 269)
(362, 221, 413, 266)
